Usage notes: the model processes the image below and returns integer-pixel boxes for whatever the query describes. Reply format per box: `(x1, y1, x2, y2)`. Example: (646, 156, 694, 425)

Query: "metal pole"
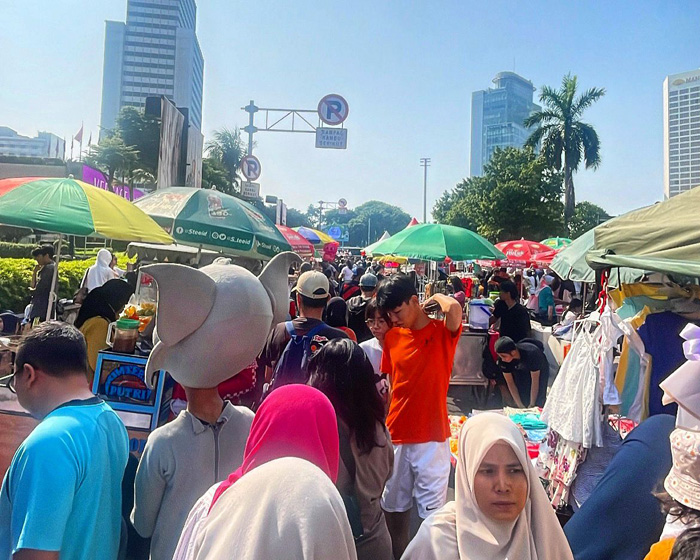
(420, 157, 431, 223)
(243, 101, 258, 156)
(367, 217, 371, 245)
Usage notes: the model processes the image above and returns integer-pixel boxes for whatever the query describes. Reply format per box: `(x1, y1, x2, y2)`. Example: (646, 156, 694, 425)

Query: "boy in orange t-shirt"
(377, 274, 462, 559)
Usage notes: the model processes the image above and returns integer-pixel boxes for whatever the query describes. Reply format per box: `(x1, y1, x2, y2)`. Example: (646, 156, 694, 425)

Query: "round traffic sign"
(338, 198, 347, 208)
(240, 155, 261, 181)
(318, 94, 349, 126)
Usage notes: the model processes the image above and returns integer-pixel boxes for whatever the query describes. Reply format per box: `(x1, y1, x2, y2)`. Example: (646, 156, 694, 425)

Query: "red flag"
(87, 132, 92, 147)
(74, 124, 84, 144)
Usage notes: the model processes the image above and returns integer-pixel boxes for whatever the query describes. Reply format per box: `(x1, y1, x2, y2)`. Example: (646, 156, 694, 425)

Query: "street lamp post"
(420, 157, 431, 223)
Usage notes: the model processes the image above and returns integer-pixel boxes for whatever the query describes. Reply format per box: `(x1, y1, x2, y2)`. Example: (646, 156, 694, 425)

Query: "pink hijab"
(210, 385, 340, 508)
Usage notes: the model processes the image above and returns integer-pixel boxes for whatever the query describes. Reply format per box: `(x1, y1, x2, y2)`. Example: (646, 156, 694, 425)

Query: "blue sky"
(1, 1, 698, 220)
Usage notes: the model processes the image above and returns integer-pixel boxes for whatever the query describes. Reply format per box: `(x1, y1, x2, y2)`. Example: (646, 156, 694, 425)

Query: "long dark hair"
(308, 338, 386, 454)
(75, 279, 134, 329)
(324, 297, 348, 328)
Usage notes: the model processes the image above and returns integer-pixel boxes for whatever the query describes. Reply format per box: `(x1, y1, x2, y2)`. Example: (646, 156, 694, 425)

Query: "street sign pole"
(244, 101, 258, 156)
(420, 157, 431, 223)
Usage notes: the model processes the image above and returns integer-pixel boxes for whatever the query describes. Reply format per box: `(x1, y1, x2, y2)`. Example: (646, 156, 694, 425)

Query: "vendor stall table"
(450, 330, 490, 407)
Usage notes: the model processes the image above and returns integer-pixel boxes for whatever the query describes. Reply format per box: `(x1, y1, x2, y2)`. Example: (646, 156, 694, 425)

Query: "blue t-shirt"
(538, 286, 555, 314)
(0, 397, 129, 559)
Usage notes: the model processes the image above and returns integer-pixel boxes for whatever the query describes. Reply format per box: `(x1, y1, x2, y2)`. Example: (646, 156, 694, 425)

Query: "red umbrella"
(276, 225, 315, 258)
(495, 239, 551, 265)
(532, 248, 559, 266)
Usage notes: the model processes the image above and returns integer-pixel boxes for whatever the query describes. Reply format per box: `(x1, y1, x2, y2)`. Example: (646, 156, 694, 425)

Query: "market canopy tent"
(0, 177, 172, 243)
(294, 227, 338, 246)
(0, 176, 174, 317)
(588, 187, 700, 277)
(550, 228, 643, 284)
(541, 237, 572, 250)
(364, 231, 391, 256)
(134, 187, 290, 260)
(369, 223, 505, 262)
(275, 225, 314, 258)
(495, 239, 551, 265)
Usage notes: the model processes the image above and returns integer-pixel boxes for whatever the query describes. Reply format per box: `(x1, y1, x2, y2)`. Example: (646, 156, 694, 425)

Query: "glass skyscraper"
(100, 0, 204, 137)
(664, 68, 700, 198)
(470, 72, 540, 176)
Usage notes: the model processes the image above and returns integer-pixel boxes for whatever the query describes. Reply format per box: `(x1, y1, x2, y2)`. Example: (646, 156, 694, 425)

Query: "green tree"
(525, 74, 605, 223)
(433, 147, 565, 242)
(285, 207, 312, 228)
(84, 137, 139, 190)
(201, 157, 234, 193)
(206, 128, 247, 194)
(343, 201, 411, 246)
(115, 106, 161, 177)
(569, 201, 610, 239)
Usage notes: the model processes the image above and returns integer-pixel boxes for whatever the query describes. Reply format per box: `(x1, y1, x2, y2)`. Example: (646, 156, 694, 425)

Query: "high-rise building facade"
(664, 69, 700, 198)
(470, 72, 540, 176)
(100, 0, 204, 138)
(0, 127, 65, 160)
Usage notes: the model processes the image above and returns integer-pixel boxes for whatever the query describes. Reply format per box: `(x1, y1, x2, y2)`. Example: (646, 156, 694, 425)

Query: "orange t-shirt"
(644, 538, 675, 560)
(381, 319, 462, 444)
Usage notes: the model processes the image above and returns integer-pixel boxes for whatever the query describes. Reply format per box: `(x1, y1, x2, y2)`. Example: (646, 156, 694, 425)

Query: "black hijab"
(75, 279, 135, 329)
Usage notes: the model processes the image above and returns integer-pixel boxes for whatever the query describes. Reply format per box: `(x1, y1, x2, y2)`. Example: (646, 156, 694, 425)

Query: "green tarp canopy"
(549, 228, 644, 285)
(588, 186, 700, 277)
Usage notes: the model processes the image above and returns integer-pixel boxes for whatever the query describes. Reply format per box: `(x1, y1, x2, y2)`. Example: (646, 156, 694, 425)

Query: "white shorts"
(381, 439, 451, 519)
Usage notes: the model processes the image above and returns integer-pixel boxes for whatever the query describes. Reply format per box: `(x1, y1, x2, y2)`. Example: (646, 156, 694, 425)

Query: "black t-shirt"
(260, 317, 348, 370)
(493, 300, 532, 342)
(499, 342, 550, 407)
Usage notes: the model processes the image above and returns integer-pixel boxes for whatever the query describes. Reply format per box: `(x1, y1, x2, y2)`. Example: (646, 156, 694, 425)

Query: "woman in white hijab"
(86, 248, 118, 291)
(192, 457, 358, 560)
(402, 413, 573, 560)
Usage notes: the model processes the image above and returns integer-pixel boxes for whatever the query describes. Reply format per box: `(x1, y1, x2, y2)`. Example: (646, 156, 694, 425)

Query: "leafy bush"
(0, 242, 36, 259)
(0, 253, 132, 312)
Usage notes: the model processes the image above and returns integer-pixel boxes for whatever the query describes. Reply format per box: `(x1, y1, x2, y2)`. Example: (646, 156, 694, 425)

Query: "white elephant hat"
(143, 251, 300, 389)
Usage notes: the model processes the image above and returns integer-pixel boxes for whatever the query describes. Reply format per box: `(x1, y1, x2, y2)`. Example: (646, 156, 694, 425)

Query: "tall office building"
(470, 72, 540, 176)
(0, 127, 65, 160)
(664, 69, 700, 198)
(100, 0, 204, 138)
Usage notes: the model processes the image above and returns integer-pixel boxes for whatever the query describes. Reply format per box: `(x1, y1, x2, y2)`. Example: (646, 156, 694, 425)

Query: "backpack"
(261, 322, 327, 402)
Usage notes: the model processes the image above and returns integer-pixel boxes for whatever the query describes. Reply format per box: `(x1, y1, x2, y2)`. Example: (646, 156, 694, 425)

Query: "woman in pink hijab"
(173, 385, 341, 560)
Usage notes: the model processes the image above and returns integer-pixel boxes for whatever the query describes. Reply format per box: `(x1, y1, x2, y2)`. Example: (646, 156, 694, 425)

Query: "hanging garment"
(541, 321, 603, 448)
(638, 312, 698, 416)
(537, 430, 587, 508)
(597, 307, 623, 406)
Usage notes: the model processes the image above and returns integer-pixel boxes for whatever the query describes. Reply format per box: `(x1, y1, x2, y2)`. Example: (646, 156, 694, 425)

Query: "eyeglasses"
(0, 372, 16, 394)
(365, 318, 388, 327)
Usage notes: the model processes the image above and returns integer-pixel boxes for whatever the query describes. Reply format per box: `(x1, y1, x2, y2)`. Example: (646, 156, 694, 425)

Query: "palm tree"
(525, 74, 605, 223)
(205, 128, 248, 192)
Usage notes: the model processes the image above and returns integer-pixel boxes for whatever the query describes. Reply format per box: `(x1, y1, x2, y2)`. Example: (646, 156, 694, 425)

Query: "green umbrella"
(134, 187, 290, 260)
(369, 223, 505, 262)
(541, 237, 572, 250)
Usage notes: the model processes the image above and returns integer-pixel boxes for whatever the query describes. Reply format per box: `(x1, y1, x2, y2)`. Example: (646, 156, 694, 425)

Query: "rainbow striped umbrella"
(0, 177, 172, 243)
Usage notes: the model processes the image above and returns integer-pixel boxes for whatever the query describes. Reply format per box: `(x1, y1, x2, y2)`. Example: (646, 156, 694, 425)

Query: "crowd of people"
(1, 252, 699, 560)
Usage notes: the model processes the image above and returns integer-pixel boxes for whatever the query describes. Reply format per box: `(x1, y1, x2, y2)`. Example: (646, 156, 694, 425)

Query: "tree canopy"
(84, 136, 139, 191)
(525, 74, 605, 223)
(433, 147, 565, 242)
(569, 201, 610, 239)
(115, 106, 161, 178)
(205, 128, 247, 196)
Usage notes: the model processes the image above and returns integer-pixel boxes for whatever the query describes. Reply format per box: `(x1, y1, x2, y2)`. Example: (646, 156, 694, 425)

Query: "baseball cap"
(296, 271, 330, 299)
(359, 273, 378, 288)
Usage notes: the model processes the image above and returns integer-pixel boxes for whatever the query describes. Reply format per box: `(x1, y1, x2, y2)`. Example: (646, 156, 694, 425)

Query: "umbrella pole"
(48, 235, 62, 320)
(195, 244, 202, 266)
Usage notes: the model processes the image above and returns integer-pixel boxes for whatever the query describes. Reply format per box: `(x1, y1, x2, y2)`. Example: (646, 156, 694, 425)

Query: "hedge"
(0, 254, 131, 313)
(0, 242, 36, 259)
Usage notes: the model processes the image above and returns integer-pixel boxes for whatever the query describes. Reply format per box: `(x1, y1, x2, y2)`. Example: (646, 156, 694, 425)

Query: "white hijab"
(86, 249, 116, 291)
(402, 413, 573, 560)
(192, 457, 358, 560)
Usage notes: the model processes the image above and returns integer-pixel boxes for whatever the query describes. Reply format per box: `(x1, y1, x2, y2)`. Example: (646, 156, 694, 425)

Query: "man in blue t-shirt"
(0, 322, 129, 560)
